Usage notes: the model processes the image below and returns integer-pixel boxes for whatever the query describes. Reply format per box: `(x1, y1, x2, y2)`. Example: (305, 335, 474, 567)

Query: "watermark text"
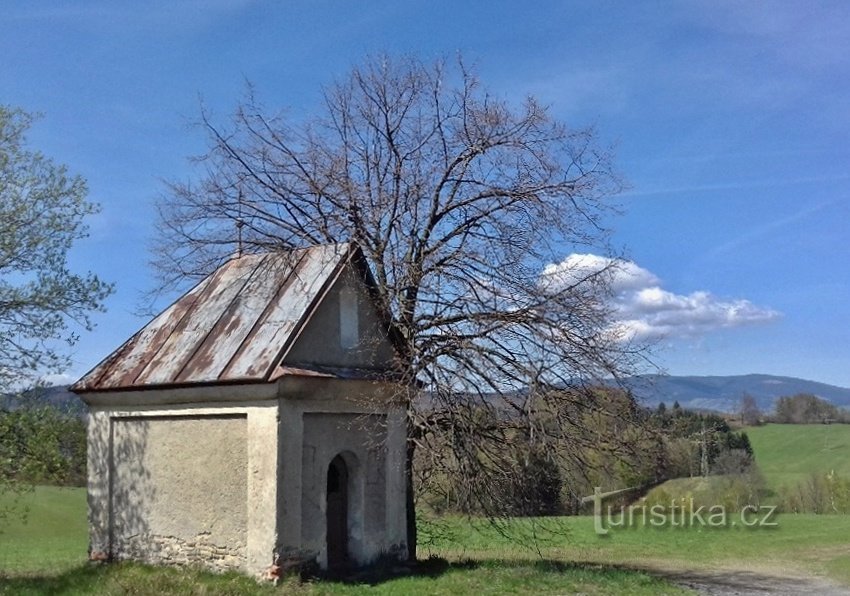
(582, 486, 778, 535)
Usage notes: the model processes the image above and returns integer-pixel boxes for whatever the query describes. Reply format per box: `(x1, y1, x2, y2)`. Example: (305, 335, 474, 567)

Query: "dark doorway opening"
(326, 454, 350, 570)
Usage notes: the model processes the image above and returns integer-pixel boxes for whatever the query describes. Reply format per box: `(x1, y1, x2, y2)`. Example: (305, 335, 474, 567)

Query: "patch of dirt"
(659, 569, 850, 596)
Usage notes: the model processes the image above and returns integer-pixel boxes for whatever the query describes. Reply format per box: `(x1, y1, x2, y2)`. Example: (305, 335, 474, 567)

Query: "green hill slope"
(746, 423, 850, 490)
(642, 423, 850, 508)
(0, 486, 88, 573)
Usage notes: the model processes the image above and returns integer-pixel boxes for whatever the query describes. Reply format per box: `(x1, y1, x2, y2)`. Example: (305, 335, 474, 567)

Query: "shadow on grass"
(310, 555, 657, 586)
(0, 564, 110, 595)
(0, 557, 668, 594)
(309, 555, 463, 584)
(0, 562, 267, 595)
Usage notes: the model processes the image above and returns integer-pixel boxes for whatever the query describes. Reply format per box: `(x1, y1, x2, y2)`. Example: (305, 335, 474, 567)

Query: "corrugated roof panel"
(177, 252, 301, 383)
(220, 243, 348, 381)
(133, 254, 263, 386)
(71, 243, 353, 392)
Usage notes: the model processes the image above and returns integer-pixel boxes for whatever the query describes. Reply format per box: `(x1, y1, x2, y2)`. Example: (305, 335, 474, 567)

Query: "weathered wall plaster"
(85, 382, 407, 578)
(284, 266, 397, 369)
(87, 402, 280, 576)
(110, 415, 248, 569)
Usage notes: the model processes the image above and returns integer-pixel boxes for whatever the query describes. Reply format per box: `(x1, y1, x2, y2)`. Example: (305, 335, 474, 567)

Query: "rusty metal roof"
(72, 243, 356, 392)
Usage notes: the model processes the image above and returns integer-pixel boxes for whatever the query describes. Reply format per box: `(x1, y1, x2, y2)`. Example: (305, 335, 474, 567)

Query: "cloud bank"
(542, 254, 781, 341)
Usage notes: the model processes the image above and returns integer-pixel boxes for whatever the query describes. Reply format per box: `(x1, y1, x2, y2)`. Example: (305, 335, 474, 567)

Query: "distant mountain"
(4, 375, 850, 418)
(624, 374, 850, 413)
(0, 384, 86, 415)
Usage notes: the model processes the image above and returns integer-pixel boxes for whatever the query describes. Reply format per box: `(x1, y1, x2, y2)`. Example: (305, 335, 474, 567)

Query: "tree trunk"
(405, 419, 417, 562)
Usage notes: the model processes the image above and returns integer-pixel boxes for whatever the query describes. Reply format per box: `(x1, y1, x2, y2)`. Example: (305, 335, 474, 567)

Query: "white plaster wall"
(84, 382, 407, 576)
(284, 265, 397, 369)
(86, 401, 279, 576)
(300, 412, 385, 565)
(276, 393, 407, 568)
(87, 409, 111, 558)
(110, 415, 248, 568)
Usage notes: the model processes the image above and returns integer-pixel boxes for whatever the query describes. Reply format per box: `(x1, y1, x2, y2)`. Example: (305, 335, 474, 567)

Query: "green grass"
(0, 559, 684, 595)
(7, 422, 850, 595)
(308, 560, 686, 595)
(0, 562, 276, 596)
(5, 486, 848, 593)
(642, 423, 850, 507)
(640, 476, 726, 504)
(746, 423, 850, 489)
(0, 486, 88, 574)
(0, 487, 685, 595)
(424, 513, 850, 580)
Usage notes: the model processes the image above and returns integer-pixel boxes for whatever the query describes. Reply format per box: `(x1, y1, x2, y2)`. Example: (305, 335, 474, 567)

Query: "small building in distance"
(71, 243, 409, 577)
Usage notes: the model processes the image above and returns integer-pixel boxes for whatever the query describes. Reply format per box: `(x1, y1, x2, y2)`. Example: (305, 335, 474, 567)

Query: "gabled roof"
(72, 243, 381, 393)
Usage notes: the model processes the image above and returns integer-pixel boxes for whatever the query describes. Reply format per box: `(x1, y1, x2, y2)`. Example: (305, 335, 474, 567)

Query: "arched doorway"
(326, 454, 349, 570)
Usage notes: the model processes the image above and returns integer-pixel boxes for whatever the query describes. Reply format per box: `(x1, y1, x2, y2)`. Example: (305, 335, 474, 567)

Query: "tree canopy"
(0, 106, 112, 390)
(154, 56, 649, 553)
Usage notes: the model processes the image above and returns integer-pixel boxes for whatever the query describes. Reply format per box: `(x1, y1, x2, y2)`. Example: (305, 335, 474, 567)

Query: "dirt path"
(659, 569, 850, 595)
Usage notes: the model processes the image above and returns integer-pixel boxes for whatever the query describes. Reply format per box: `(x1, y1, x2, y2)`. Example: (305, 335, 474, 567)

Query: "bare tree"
(154, 55, 649, 557)
(739, 393, 762, 426)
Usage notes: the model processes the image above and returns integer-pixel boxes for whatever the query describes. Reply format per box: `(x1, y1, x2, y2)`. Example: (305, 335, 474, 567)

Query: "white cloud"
(543, 254, 781, 342)
(541, 253, 659, 294)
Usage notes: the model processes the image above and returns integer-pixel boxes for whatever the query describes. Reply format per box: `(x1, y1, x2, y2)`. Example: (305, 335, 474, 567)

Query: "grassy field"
(643, 423, 850, 510)
(0, 486, 88, 574)
(746, 423, 850, 489)
(3, 424, 850, 593)
(426, 513, 850, 584)
(0, 487, 684, 595)
(4, 487, 850, 593)
(0, 559, 686, 595)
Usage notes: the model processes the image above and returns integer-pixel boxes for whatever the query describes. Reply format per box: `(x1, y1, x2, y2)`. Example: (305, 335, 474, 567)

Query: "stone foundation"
(116, 532, 246, 572)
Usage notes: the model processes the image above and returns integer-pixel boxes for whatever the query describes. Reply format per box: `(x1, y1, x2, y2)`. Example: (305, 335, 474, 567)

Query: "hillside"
(642, 423, 850, 514)
(626, 374, 850, 413)
(0, 385, 85, 415)
(0, 487, 88, 573)
(5, 374, 850, 417)
(746, 423, 850, 489)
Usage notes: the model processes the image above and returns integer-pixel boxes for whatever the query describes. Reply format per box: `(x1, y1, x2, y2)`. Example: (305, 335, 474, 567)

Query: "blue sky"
(3, 1, 849, 387)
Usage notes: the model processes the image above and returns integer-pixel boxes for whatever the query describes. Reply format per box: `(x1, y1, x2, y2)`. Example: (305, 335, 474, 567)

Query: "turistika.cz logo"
(582, 487, 778, 536)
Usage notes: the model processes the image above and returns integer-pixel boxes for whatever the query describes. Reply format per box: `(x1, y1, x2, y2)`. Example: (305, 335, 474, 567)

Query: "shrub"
(0, 406, 86, 486)
(779, 471, 850, 513)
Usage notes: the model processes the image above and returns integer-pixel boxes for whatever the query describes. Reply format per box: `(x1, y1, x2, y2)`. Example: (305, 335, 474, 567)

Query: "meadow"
(0, 489, 685, 595)
(745, 423, 850, 489)
(2, 424, 850, 594)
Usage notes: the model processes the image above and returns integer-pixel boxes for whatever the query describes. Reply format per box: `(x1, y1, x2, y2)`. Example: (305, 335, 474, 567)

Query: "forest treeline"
(418, 389, 755, 517)
(771, 393, 849, 424)
(3, 386, 847, 517)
